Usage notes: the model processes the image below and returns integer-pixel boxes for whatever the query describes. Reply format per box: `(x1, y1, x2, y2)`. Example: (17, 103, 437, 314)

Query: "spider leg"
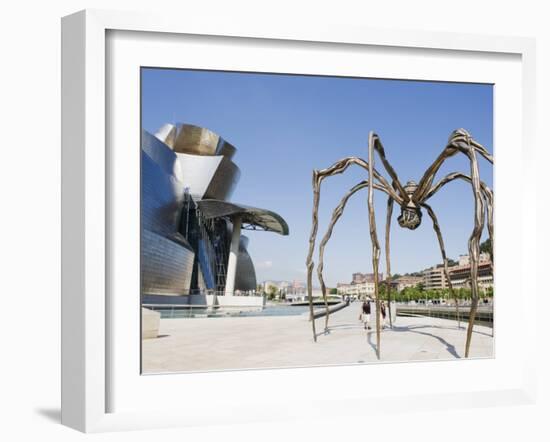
(427, 172, 494, 265)
(421, 203, 461, 329)
(414, 131, 491, 357)
(412, 129, 493, 204)
(370, 131, 408, 329)
(464, 147, 486, 358)
(368, 131, 383, 359)
(372, 133, 409, 202)
(316, 180, 397, 332)
(482, 184, 494, 266)
(385, 196, 394, 328)
(424, 172, 494, 321)
(306, 170, 321, 342)
(306, 157, 402, 342)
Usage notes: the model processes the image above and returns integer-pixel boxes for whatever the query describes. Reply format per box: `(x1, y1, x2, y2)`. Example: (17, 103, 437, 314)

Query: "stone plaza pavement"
(142, 303, 494, 374)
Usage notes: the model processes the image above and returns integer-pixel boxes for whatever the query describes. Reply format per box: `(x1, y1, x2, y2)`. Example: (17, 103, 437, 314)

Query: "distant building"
(336, 251, 494, 297)
(290, 281, 307, 297)
(352, 272, 380, 284)
(261, 280, 307, 299)
(423, 252, 492, 291)
(392, 275, 423, 292)
(423, 266, 448, 290)
(337, 281, 376, 297)
(457, 253, 491, 267)
(337, 272, 384, 298)
(449, 253, 493, 290)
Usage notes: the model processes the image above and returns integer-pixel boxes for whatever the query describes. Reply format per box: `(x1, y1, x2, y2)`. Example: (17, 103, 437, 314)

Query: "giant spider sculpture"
(306, 129, 493, 359)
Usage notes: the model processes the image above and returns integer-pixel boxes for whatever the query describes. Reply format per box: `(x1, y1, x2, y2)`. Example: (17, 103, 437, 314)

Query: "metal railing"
(396, 302, 493, 327)
(143, 303, 263, 319)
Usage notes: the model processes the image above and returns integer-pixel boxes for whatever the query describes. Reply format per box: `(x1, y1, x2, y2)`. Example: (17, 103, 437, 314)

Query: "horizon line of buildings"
(336, 252, 493, 297)
(422, 252, 493, 291)
(260, 252, 493, 300)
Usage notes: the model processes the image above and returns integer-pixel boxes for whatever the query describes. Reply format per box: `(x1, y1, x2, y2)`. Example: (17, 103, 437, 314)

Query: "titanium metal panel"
(141, 230, 195, 295)
(172, 124, 237, 159)
(197, 199, 289, 235)
(142, 130, 184, 182)
(196, 237, 217, 289)
(203, 156, 240, 200)
(141, 144, 183, 235)
(154, 123, 177, 148)
(141, 123, 286, 298)
(176, 152, 240, 201)
(173, 124, 220, 156)
(235, 236, 257, 291)
(141, 130, 195, 296)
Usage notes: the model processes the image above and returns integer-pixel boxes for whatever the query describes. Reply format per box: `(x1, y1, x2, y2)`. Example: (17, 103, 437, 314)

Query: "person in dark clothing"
(360, 299, 372, 330)
(380, 301, 387, 328)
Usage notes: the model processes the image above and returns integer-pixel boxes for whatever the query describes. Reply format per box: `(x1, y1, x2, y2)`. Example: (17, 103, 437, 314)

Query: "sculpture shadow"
(393, 323, 493, 338)
(366, 328, 377, 354)
(327, 321, 471, 359)
(390, 324, 460, 358)
(326, 323, 366, 331)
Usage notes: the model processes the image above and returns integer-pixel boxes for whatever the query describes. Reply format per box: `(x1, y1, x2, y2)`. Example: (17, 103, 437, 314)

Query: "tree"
(267, 285, 278, 300)
(329, 288, 338, 295)
(480, 238, 493, 256)
(416, 282, 425, 292)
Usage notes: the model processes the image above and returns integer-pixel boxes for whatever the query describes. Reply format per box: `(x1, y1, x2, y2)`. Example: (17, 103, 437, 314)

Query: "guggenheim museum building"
(141, 123, 289, 308)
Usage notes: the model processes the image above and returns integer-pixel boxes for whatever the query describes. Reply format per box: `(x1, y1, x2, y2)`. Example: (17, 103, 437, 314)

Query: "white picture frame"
(61, 9, 537, 433)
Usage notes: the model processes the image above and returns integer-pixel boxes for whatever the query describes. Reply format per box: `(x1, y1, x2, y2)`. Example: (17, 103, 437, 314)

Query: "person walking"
(380, 301, 387, 328)
(360, 298, 372, 330)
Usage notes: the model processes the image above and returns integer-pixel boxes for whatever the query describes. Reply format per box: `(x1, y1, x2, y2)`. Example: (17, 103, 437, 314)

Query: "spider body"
(306, 129, 493, 359)
(398, 180, 422, 229)
(397, 206, 422, 230)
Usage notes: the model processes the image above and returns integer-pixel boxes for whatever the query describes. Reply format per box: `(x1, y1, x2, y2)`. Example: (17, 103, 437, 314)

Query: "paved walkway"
(142, 302, 494, 373)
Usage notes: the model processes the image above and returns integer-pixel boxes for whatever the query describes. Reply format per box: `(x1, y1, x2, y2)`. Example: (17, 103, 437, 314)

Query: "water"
(239, 305, 311, 317)
(150, 304, 311, 319)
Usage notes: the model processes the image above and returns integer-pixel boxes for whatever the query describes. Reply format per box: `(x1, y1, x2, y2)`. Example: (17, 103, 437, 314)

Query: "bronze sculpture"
(306, 129, 493, 359)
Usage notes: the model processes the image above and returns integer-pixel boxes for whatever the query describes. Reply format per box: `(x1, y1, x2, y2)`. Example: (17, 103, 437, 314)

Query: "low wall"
(142, 307, 161, 339)
(189, 294, 265, 310)
(396, 304, 493, 325)
(308, 301, 349, 319)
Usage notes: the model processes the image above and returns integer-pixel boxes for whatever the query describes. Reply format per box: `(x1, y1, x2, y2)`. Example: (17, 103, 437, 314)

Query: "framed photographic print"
(61, 9, 537, 432)
(139, 68, 495, 374)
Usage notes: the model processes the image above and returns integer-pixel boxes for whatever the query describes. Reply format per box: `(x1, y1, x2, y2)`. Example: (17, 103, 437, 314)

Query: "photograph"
(140, 67, 494, 374)
(1, 0, 545, 438)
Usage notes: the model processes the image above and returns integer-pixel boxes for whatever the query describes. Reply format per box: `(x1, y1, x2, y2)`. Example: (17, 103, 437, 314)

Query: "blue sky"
(141, 68, 493, 287)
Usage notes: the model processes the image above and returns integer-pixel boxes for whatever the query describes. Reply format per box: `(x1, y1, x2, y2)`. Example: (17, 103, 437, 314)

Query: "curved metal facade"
(141, 122, 288, 298)
(141, 131, 194, 296)
(176, 152, 240, 201)
(154, 123, 177, 149)
(235, 236, 257, 291)
(141, 230, 195, 295)
(197, 199, 289, 235)
(173, 124, 237, 159)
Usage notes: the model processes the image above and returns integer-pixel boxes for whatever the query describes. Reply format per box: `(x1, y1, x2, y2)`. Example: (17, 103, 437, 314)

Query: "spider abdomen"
(398, 207, 422, 230)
